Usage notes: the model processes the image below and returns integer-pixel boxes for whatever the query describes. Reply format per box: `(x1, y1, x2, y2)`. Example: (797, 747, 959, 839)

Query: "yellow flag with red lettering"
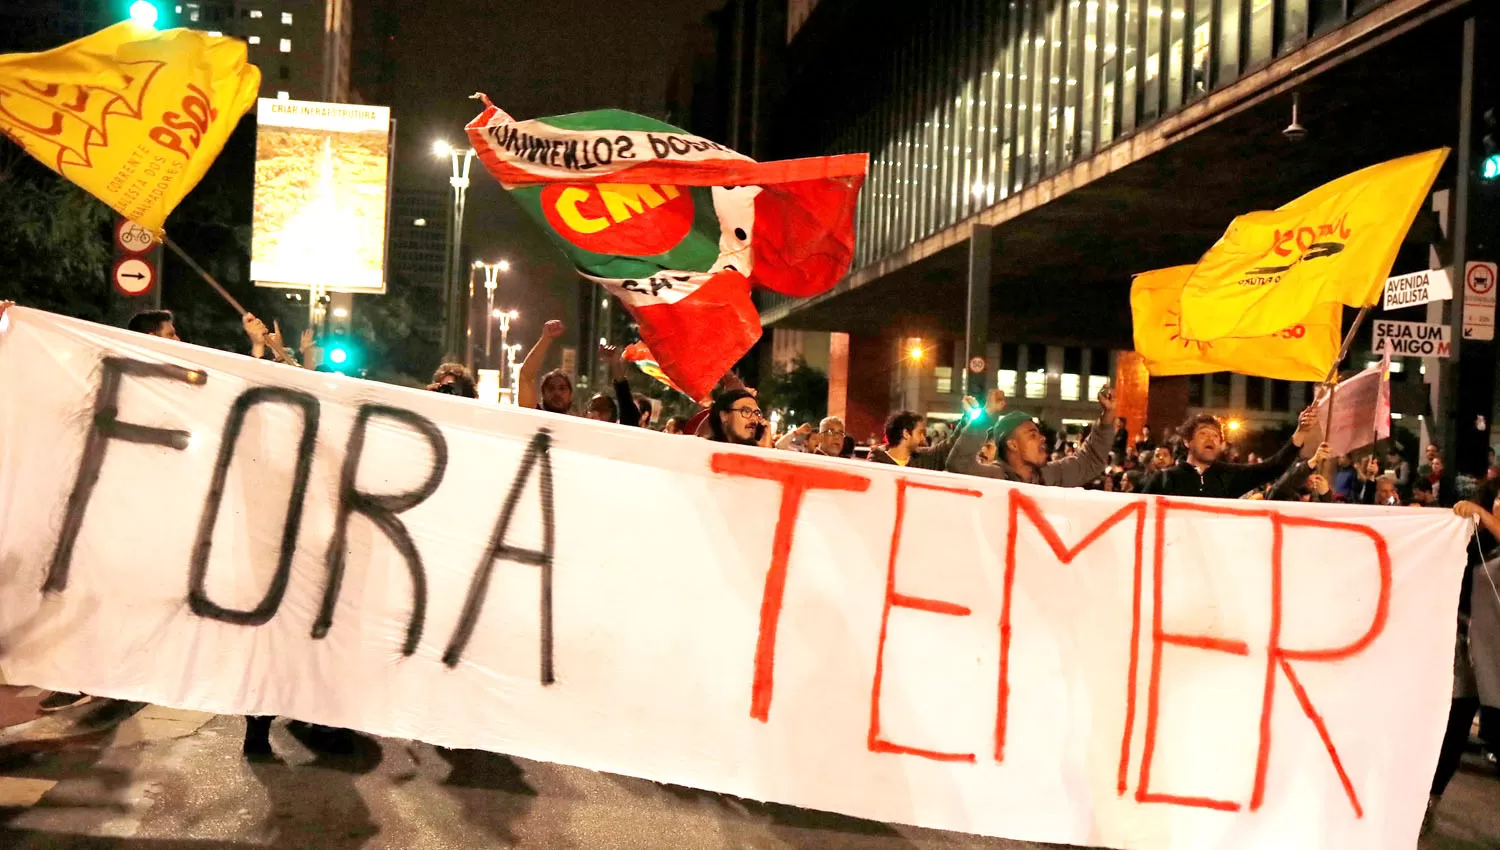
(0, 22, 259, 232)
(1177, 149, 1448, 341)
(1133, 265, 1340, 381)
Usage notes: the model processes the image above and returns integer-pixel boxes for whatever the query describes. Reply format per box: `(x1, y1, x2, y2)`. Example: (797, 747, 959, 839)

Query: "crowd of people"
(5, 300, 1499, 824)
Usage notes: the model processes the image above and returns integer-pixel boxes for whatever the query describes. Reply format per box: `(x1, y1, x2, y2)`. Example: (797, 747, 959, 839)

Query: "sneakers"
(37, 692, 92, 712)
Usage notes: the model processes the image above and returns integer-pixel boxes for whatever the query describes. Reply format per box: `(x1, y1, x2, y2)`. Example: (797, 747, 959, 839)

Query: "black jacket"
(1141, 441, 1301, 499)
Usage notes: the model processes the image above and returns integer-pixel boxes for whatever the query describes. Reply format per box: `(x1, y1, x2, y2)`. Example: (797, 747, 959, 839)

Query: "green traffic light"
(329, 347, 349, 365)
(1483, 153, 1500, 182)
(127, 0, 160, 27)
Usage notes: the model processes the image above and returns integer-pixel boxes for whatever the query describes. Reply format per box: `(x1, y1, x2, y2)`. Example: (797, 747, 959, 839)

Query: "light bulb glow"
(128, 1, 160, 27)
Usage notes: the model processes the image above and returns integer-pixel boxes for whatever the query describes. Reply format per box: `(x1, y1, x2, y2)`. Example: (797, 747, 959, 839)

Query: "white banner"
(1314, 361, 1392, 456)
(0, 309, 1471, 850)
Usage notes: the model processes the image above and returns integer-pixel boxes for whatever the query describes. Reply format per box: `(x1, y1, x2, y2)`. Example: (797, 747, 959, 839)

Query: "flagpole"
(162, 235, 293, 364)
(1317, 301, 1376, 473)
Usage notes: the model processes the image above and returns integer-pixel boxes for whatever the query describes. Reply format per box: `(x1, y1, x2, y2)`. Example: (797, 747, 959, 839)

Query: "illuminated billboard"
(251, 98, 392, 293)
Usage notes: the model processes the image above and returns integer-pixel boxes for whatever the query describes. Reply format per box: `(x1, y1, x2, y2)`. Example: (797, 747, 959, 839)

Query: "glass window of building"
(1282, 0, 1309, 51)
(1081, 0, 1099, 154)
(1212, 372, 1231, 405)
(999, 343, 1020, 396)
(936, 366, 954, 395)
(1271, 379, 1291, 411)
(1120, 0, 1139, 133)
(1191, 0, 1211, 94)
(1025, 343, 1049, 399)
(249, 9, 262, 18)
(1165, 0, 1185, 111)
(248, 35, 259, 44)
(1142, 0, 1161, 122)
(279, 38, 291, 53)
(282, 12, 293, 25)
(1061, 347, 1083, 400)
(1249, 0, 1274, 66)
(1045, 0, 1064, 173)
(276, 91, 289, 100)
(1246, 376, 1266, 409)
(1219, 0, 1242, 82)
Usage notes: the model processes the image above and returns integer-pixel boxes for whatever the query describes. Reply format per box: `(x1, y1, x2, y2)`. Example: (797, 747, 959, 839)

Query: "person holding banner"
(1142, 406, 1318, 498)
(1429, 483, 1500, 833)
(946, 386, 1116, 486)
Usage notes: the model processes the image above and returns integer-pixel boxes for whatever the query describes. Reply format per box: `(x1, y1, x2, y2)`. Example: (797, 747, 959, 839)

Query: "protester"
(1373, 473, 1401, 506)
(126, 308, 179, 339)
(1389, 448, 1413, 500)
(1427, 455, 1457, 508)
(869, 410, 963, 469)
(1347, 454, 1382, 504)
(517, 322, 641, 426)
(1112, 418, 1130, 459)
(704, 389, 764, 445)
(1267, 442, 1333, 501)
(948, 387, 1115, 486)
(1332, 455, 1357, 501)
(517, 320, 572, 413)
(1428, 482, 1500, 833)
(1141, 405, 1317, 498)
(816, 416, 847, 457)
(427, 363, 478, 398)
(1150, 446, 1174, 473)
(775, 422, 814, 451)
(1134, 425, 1155, 455)
(1411, 478, 1437, 507)
(663, 417, 688, 435)
(978, 438, 998, 465)
(632, 393, 654, 428)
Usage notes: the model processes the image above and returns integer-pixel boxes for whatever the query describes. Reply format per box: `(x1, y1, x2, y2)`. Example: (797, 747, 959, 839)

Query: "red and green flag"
(465, 95, 867, 401)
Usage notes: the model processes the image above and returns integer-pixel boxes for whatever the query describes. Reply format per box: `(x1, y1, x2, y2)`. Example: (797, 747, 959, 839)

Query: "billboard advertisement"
(251, 98, 392, 293)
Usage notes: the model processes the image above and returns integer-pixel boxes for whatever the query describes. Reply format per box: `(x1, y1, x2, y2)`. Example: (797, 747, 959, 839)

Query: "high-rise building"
(0, 1, 352, 104)
(388, 187, 448, 295)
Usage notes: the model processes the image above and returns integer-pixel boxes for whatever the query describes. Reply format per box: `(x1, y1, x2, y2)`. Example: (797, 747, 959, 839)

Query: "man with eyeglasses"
(706, 389, 765, 445)
(806, 416, 846, 456)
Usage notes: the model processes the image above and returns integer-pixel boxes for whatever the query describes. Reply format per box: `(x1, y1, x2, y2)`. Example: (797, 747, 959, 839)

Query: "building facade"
(711, 0, 1496, 464)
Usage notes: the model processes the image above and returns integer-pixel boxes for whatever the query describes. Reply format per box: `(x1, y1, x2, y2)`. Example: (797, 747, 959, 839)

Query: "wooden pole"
(1314, 302, 1376, 480)
(162, 235, 292, 364)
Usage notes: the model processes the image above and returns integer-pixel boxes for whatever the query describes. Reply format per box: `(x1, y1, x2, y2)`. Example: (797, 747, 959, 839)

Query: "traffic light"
(126, 1, 162, 27)
(321, 335, 362, 374)
(1483, 108, 1499, 183)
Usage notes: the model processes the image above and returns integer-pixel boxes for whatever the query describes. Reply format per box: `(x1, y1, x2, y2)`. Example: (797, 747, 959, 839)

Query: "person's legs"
(1433, 697, 1480, 797)
(243, 716, 274, 758)
(38, 691, 91, 711)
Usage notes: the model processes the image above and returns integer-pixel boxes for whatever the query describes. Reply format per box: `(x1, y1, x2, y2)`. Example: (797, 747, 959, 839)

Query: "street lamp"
(504, 343, 522, 405)
(472, 259, 510, 368)
(434, 139, 477, 361)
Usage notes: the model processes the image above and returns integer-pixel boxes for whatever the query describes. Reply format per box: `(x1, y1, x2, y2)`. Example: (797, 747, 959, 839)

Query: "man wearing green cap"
(946, 386, 1116, 486)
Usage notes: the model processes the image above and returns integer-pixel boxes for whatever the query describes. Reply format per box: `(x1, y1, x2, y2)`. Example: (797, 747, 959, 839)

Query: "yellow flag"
(1133, 265, 1341, 381)
(1178, 149, 1447, 341)
(0, 22, 259, 232)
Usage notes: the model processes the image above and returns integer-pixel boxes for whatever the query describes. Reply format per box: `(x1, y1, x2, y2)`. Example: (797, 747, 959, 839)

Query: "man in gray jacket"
(947, 386, 1116, 487)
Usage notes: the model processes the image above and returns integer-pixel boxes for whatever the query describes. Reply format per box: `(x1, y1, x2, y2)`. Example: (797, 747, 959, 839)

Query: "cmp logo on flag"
(540, 183, 696, 256)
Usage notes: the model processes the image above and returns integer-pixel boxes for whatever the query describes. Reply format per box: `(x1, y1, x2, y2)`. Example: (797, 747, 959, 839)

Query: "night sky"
(371, 0, 724, 352)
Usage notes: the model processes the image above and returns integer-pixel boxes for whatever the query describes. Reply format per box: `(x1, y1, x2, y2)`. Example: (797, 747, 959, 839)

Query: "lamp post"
(491, 307, 519, 371)
(473, 259, 510, 367)
(434, 139, 476, 361)
(504, 342, 522, 405)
